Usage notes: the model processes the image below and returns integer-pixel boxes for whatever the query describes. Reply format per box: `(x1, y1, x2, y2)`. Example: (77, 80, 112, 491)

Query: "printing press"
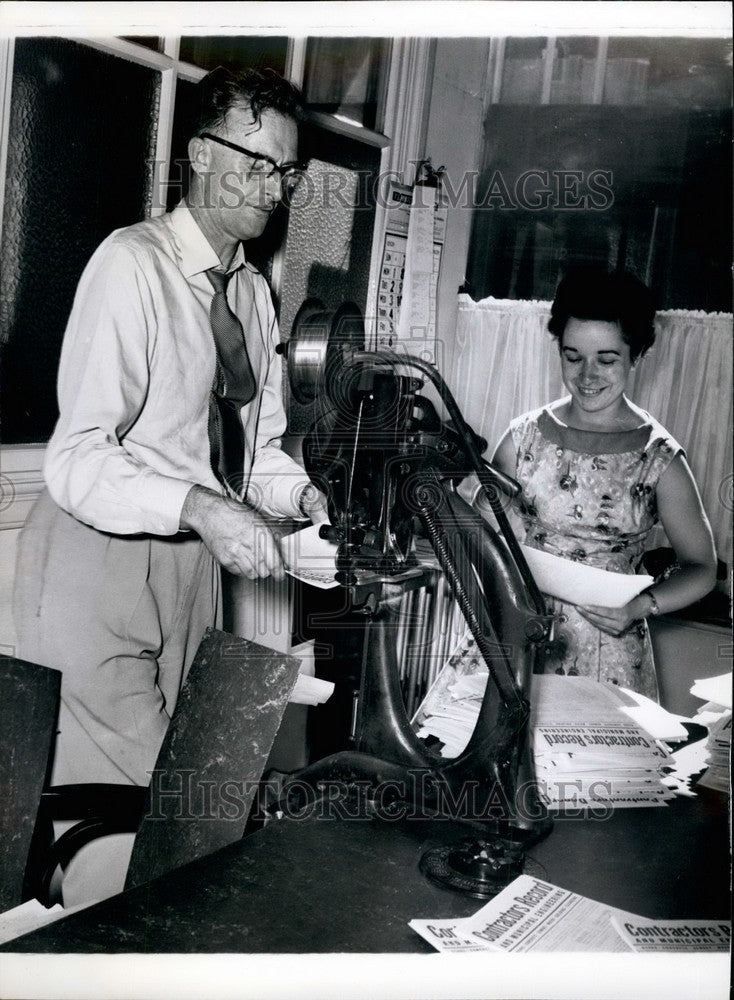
(276, 300, 556, 897)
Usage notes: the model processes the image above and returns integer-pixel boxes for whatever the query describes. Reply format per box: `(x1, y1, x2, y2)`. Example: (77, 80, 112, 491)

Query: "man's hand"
(180, 485, 284, 580)
(298, 483, 330, 524)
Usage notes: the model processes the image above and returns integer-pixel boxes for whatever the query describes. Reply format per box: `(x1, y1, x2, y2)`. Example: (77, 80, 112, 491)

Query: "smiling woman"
(558, 319, 635, 428)
(489, 267, 717, 699)
(549, 269, 655, 431)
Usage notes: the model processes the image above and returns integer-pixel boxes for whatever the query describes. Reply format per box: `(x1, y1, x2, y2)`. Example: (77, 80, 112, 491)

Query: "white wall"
(0, 445, 45, 655)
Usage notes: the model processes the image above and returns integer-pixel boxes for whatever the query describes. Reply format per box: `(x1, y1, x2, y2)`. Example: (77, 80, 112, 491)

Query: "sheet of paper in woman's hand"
(521, 545, 653, 608)
(278, 523, 340, 589)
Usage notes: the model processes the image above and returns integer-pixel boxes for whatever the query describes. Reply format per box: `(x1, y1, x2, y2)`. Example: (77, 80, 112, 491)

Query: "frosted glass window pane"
(0, 37, 159, 444)
(279, 151, 378, 331)
(278, 127, 379, 432)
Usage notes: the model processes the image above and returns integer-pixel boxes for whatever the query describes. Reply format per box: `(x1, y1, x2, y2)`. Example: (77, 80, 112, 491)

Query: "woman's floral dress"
(509, 403, 682, 699)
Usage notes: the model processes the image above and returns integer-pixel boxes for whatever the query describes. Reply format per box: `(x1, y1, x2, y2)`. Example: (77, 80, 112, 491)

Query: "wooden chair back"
(0, 656, 61, 911)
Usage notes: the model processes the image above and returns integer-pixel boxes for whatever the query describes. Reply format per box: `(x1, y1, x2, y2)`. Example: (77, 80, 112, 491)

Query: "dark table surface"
(3, 787, 729, 954)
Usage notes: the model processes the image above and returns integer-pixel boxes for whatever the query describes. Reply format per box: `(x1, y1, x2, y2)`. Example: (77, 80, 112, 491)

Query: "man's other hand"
(180, 485, 284, 580)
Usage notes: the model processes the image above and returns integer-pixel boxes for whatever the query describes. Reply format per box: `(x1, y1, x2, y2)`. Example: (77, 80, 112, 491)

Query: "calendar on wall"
(376, 180, 447, 365)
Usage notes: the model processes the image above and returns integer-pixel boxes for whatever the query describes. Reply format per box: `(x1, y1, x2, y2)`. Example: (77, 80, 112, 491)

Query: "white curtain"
(448, 294, 733, 570)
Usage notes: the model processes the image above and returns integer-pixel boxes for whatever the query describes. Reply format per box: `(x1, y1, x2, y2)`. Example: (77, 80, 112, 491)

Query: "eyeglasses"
(199, 132, 306, 193)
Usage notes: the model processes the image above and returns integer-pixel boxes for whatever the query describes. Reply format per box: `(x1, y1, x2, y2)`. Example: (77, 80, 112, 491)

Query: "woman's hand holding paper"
(577, 598, 645, 636)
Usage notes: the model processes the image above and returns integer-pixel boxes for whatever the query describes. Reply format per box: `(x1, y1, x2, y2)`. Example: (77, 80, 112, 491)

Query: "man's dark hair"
(192, 66, 305, 137)
(548, 266, 656, 363)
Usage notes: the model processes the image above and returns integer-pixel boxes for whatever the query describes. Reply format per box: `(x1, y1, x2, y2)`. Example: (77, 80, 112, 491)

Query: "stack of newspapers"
(697, 714, 731, 792)
(528, 675, 676, 808)
(690, 673, 732, 794)
(413, 637, 684, 809)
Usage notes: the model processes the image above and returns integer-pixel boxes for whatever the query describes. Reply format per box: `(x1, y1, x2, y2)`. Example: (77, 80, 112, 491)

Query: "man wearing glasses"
(14, 67, 325, 903)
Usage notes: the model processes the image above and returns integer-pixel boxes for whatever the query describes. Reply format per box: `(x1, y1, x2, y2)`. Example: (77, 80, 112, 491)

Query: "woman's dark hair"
(548, 266, 656, 362)
(192, 66, 306, 137)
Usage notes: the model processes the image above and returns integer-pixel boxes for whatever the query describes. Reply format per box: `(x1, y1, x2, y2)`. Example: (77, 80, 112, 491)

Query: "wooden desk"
(3, 789, 729, 954)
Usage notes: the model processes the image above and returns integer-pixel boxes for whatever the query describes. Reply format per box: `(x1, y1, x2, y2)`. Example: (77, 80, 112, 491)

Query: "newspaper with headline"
(410, 874, 731, 954)
(410, 875, 639, 953)
(611, 914, 731, 953)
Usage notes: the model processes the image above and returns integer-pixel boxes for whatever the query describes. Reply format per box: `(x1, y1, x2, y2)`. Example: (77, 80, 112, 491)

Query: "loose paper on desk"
(616, 686, 688, 742)
(278, 523, 339, 589)
(289, 673, 334, 706)
(690, 673, 732, 710)
(410, 874, 638, 953)
(0, 899, 96, 946)
(521, 546, 653, 608)
(660, 737, 711, 798)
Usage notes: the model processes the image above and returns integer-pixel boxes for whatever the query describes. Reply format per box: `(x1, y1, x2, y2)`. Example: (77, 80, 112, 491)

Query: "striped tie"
(206, 269, 256, 492)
